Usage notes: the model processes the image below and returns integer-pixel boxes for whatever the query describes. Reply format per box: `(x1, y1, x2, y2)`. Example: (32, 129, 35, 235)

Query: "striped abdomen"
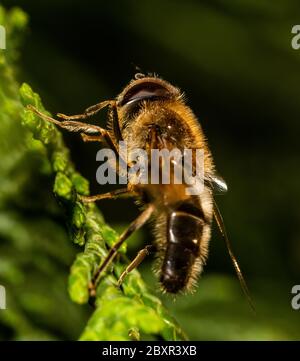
(159, 199, 212, 293)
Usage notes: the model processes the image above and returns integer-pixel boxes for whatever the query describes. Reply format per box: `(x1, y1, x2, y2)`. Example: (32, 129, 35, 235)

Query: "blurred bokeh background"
(1, 0, 300, 340)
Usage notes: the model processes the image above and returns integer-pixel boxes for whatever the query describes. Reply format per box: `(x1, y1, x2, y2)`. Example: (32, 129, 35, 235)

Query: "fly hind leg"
(89, 205, 154, 296)
(117, 245, 154, 287)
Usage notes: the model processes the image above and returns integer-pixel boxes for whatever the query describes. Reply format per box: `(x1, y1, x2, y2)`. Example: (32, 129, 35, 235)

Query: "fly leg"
(117, 245, 154, 287)
(89, 205, 154, 296)
(79, 188, 137, 203)
(27, 105, 118, 153)
(56, 100, 113, 120)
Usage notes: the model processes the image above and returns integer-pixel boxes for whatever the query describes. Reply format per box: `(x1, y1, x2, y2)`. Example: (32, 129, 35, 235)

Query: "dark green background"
(1, 0, 300, 340)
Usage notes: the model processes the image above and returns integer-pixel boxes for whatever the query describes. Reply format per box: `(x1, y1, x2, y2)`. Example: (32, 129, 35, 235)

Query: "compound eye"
(120, 82, 172, 106)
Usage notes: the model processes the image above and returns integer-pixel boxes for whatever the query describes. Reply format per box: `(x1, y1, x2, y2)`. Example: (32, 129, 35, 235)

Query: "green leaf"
(1, 3, 185, 340)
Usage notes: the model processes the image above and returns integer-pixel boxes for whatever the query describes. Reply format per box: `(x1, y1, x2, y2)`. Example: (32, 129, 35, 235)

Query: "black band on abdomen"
(160, 209, 205, 293)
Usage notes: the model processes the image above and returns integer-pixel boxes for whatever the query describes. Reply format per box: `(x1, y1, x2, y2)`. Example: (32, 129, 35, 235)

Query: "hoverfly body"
(28, 74, 254, 309)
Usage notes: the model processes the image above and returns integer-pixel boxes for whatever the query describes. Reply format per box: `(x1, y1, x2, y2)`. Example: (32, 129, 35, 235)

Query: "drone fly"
(28, 74, 253, 308)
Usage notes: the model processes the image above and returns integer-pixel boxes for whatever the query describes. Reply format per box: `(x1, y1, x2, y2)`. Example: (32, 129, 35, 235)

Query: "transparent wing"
(213, 200, 256, 313)
(205, 173, 228, 194)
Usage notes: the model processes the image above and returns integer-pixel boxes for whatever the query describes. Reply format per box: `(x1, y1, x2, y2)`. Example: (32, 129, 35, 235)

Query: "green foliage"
(0, 6, 88, 340)
(19, 82, 187, 341)
(0, 5, 186, 340)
